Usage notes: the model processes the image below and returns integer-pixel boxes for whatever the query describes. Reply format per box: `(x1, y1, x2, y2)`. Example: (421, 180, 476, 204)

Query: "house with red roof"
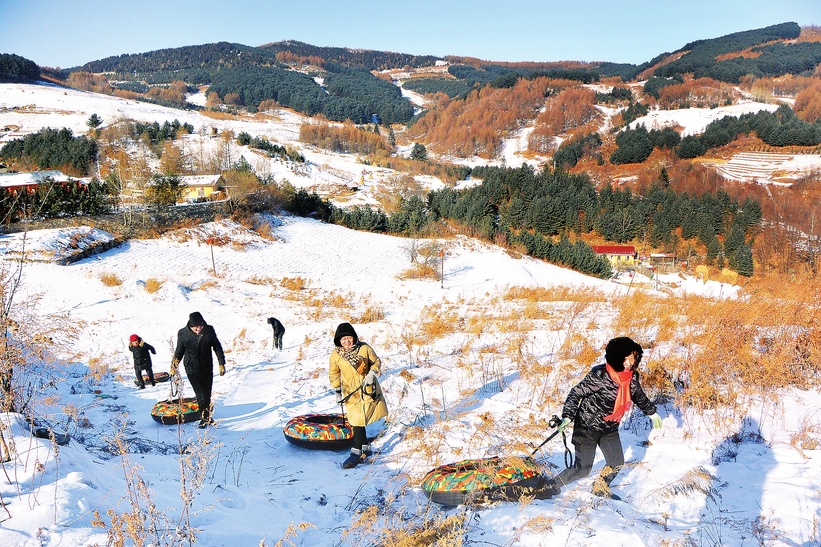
(591, 245, 637, 266)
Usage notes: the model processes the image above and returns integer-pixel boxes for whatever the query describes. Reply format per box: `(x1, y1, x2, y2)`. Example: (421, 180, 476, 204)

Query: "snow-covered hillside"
(0, 217, 818, 547)
(0, 82, 445, 209)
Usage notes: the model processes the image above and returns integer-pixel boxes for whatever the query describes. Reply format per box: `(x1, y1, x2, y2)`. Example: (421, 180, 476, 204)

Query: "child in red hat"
(128, 334, 156, 389)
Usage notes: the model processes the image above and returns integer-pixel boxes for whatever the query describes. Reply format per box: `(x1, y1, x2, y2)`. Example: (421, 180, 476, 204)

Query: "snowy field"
(0, 218, 818, 547)
(0, 81, 819, 546)
(627, 100, 781, 137)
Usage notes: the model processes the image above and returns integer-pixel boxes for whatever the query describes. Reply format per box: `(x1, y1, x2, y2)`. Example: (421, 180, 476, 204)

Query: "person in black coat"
(171, 312, 226, 428)
(128, 334, 156, 389)
(550, 337, 663, 499)
(267, 317, 285, 350)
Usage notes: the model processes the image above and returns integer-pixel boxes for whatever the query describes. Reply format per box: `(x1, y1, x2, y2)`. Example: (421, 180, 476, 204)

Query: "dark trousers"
(273, 333, 283, 350)
(352, 426, 366, 451)
(554, 426, 625, 488)
(187, 371, 213, 422)
(134, 365, 155, 388)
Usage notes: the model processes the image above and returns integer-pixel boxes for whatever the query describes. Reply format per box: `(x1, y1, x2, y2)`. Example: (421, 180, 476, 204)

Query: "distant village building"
(0, 170, 77, 192)
(179, 174, 227, 202)
(648, 252, 677, 272)
(591, 245, 637, 266)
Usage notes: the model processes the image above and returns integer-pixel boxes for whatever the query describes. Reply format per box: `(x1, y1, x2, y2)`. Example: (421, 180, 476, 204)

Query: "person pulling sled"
(329, 322, 388, 469)
(545, 336, 663, 500)
(128, 334, 156, 389)
(171, 312, 227, 429)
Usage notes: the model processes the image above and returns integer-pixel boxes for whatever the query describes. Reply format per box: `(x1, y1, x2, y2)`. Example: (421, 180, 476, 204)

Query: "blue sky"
(2, 0, 821, 69)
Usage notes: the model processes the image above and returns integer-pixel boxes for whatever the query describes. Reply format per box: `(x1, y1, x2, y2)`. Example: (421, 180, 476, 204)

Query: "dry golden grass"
(86, 356, 109, 381)
(556, 330, 599, 364)
(280, 276, 307, 291)
(610, 291, 673, 345)
(503, 284, 606, 303)
(99, 272, 122, 287)
(194, 280, 219, 291)
(344, 504, 466, 547)
(143, 278, 163, 294)
(245, 275, 277, 286)
(254, 221, 277, 241)
(418, 304, 462, 341)
(398, 263, 439, 280)
(517, 301, 552, 320)
(352, 305, 385, 323)
(199, 109, 236, 120)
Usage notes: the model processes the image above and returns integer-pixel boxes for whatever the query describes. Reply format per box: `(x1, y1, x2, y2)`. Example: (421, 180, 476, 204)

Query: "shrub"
(99, 273, 122, 286)
(280, 277, 307, 291)
(144, 278, 163, 293)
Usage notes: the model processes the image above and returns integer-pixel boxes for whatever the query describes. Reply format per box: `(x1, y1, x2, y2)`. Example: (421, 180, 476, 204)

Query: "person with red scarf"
(550, 337, 663, 499)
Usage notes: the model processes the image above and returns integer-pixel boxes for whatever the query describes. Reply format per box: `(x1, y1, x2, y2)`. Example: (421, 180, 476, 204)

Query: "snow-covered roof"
(0, 170, 74, 187)
(179, 174, 224, 187)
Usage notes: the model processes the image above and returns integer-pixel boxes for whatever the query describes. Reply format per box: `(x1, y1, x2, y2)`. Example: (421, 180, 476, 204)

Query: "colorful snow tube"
(133, 371, 171, 386)
(150, 371, 171, 383)
(283, 413, 354, 450)
(421, 456, 544, 506)
(151, 397, 202, 425)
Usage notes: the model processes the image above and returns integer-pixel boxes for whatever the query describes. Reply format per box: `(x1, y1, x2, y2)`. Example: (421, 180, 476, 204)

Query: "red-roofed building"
(592, 245, 637, 266)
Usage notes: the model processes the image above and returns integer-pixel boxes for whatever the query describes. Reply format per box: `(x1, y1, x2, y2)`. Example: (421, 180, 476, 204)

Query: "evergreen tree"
(144, 174, 186, 209)
(410, 142, 428, 161)
(706, 237, 722, 265)
(734, 245, 755, 277)
(86, 114, 103, 130)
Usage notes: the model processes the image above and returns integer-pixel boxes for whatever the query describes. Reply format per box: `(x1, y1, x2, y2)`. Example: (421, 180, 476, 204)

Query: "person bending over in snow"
(548, 336, 662, 500)
(267, 317, 285, 350)
(129, 334, 156, 389)
(329, 322, 388, 469)
(171, 312, 226, 429)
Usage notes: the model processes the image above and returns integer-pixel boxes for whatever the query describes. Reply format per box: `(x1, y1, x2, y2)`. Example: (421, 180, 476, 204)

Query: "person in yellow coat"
(329, 322, 388, 468)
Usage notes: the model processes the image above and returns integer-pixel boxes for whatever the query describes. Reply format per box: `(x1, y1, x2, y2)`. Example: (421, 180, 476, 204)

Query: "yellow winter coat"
(329, 343, 388, 427)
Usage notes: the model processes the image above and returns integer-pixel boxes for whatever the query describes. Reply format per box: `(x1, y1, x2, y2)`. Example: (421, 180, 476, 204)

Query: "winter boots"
(591, 477, 621, 500)
(198, 417, 216, 429)
(342, 448, 367, 469)
(530, 476, 561, 499)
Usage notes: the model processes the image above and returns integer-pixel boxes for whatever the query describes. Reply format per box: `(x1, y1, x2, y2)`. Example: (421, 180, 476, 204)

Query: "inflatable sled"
(133, 371, 171, 386)
(421, 456, 545, 505)
(283, 413, 354, 450)
(151, 397, 202, 425)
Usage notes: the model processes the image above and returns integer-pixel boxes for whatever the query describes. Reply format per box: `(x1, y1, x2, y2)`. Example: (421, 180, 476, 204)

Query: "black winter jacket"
(562, 364, 656, 433)
(173, 325, 225, 378)
(129, 342, 155, 370)
(267, 317, 285, 336)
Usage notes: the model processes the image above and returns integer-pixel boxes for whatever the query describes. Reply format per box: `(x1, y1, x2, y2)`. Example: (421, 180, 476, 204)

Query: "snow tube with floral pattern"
(283, 413, 354, 450)
(151, 397, 202, 425)
(421, 456, 545, 505)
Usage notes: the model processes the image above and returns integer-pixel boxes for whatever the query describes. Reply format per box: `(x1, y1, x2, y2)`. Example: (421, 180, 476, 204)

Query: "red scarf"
(603, 364, 633, 422)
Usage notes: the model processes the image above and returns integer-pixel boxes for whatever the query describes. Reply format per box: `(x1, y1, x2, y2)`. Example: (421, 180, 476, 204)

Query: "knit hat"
(188, 312, 206, 328)
(605, 336, 642, 372)
(129, 334, 139, 343)
(333, 322, 358, 347)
